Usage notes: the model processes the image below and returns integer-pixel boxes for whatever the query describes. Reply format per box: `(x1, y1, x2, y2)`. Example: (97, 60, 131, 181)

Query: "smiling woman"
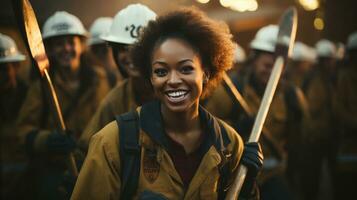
(150, 38, 205, 113)
(72, 7, 263, 200)
(132, 8, 235, 99)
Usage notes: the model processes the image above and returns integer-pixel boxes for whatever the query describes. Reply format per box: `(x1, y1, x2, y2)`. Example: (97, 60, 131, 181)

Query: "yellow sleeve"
(78, 101, 113, 152)
(71, 121, 121, 200)
(204, 84, 235, 124)
(335, 72, 357, 127)
(16, 81, 50, 151)
(79, 83, 125, 152)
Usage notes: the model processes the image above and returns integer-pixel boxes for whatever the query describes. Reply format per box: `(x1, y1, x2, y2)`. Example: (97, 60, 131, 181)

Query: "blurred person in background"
(78, 4, 156, 152)
(15, 11, 110, 200)
(0, 33, 27, 199)
(286, 41, 316, 88)
(231, 43, 247, 74)
(88, 17, 121, 88)
(300, 39, 338, 200)
(206, 25, 308, 200)
(201, 43, 247, 126)
(334, 31, 357, 199)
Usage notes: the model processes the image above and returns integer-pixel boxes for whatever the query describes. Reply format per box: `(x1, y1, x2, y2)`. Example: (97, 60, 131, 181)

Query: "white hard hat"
(233, 43, 246, 63)
(292, 42, 316, 62)
(315, 39, 336, 58)
(0, 33, 26, 63)
(250, 25, 279, 53)
(88, 17, 113, 46)
(102, 4, 156, 44)
(42, 11, 87, 40)
(346, 31, 357, 50)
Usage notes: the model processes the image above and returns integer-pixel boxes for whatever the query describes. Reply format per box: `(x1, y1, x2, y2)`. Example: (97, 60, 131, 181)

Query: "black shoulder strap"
(115, 111, 141, 199)
(215, 121, 232, 200)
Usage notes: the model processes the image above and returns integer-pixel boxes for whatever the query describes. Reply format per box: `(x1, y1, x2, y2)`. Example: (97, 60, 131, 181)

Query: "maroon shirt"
(166, 132, 208, 188)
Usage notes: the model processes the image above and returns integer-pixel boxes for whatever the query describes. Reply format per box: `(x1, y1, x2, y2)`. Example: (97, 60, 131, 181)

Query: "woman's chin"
(162, 100, 189, 113)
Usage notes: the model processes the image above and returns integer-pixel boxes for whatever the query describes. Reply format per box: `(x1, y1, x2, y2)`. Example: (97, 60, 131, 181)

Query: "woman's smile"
(151, 37, 204, 113)
(165, 89, 190, 104)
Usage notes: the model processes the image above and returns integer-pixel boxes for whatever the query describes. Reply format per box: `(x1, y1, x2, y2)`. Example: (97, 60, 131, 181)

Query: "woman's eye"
(153, 68, 168, 77)
(181, 66, 194, 74)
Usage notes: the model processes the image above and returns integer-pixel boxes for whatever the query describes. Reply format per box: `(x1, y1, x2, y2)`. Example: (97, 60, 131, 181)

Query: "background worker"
(0, 33, 27, 199)
(16, 11, 110, 199)
(88, 17, 120, 88)
(79, 4, 156, 152)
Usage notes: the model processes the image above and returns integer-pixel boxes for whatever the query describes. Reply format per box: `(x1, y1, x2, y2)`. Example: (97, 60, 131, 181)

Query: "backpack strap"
(115, 111, 141, 199)
(215, 121, 232, 200)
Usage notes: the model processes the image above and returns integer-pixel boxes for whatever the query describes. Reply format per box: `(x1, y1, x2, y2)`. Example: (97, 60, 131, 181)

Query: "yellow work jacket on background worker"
(335, 66, 357, 170)
(79, 78, 137, 151)
(335, 66, 357, 135)
(71, 101, 244, 200)
(16, 66, 110, 151)
(302, 70, 337, 143)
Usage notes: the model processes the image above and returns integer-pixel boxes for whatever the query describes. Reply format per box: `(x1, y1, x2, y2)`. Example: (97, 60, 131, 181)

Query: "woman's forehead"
(152, 38, 200, 62)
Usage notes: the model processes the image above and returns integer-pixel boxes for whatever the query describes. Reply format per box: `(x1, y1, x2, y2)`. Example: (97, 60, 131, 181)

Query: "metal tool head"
(12, 0, 49, 75)
(275, 7, 298, 58)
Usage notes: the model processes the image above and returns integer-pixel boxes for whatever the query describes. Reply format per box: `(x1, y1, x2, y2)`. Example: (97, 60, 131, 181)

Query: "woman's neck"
(161, 102, 200, 135)
(161, 102, 203, 154)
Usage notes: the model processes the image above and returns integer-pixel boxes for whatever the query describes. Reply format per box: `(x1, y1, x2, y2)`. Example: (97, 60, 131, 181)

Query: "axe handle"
(44, 69, 79, 177)
(225, 56, 285, 200)
(223, 72, 284, 160)
(222, 72, 253, 116)
(44, 69, 66, 130)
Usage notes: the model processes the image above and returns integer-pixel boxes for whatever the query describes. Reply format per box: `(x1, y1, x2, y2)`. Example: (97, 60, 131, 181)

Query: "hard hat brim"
(101, 34, 135, 45)
(42, 32, 88, 40)
(250, 40, 275, 53)
(0, 54, 26, 63)
(88, 38, 106, 46)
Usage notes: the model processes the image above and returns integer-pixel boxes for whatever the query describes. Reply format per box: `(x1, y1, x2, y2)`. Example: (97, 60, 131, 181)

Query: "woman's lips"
(165, 90, 189, 104)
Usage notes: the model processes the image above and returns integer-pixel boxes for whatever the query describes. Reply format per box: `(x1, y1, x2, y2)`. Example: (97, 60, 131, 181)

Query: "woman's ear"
(203, 70, 210, 84)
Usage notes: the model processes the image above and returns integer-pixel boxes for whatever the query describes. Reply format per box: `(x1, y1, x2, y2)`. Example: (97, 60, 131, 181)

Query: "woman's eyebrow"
(152, 58, 194, 66)
(152, 60, 168, 66)
(178, 59, 194, 64)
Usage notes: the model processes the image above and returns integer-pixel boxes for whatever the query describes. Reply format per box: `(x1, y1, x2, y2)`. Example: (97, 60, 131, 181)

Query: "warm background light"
(220, 0, 258, 12)
(298, 0, 319, 11)
(219, 0, 233, 8)
(314, 17, 324, 30)
(196, 0, 210, 4)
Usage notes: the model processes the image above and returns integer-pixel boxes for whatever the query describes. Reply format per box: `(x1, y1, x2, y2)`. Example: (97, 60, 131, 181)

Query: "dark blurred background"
(1, 0, 357, 78)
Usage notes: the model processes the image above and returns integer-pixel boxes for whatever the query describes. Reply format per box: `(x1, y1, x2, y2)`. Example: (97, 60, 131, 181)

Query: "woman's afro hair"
(131, 7, 235, 98)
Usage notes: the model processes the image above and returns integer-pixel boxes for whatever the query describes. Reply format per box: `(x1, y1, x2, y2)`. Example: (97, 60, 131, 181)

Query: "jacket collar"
(140, 100, 230, 151)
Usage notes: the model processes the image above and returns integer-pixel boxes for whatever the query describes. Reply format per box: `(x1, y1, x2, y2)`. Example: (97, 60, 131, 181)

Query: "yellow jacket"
(71, 102, 244, 200)
(16, 66, 110, 152)
(303, 70, 337, 143)
(1, 79, 28, 163)
(204, 83, 238, 125)
(335, 67, 357, 132)
(79, 78, 137, 151)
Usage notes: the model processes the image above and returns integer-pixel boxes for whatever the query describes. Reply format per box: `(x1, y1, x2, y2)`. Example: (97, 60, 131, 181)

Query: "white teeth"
(167, 90, 187, 98)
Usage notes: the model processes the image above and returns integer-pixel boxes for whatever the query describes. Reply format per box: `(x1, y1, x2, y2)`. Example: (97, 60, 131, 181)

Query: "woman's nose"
(167, 71, 182, 85)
